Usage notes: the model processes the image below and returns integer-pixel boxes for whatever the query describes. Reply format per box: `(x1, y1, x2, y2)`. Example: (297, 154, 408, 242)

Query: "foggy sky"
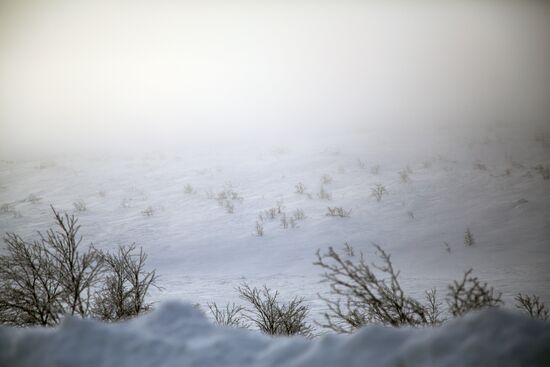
(1, 1, 549, 155)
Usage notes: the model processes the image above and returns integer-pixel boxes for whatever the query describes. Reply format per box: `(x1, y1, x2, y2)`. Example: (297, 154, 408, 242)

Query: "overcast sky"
(1, 1, 549, 154)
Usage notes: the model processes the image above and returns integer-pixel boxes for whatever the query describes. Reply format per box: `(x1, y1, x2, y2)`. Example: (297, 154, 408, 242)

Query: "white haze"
(0, 1, 549, 156)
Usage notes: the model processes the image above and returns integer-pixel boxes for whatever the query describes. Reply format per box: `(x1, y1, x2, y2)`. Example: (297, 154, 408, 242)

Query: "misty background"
(1, 1, 549, 157)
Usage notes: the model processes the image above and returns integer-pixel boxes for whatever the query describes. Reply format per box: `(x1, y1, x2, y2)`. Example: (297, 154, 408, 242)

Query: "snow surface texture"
(0, 301, 549, 367)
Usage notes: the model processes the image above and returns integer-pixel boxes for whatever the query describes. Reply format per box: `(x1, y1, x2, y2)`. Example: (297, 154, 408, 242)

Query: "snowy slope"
(1, 301, 549, 367)
(0, 126, 549, 318)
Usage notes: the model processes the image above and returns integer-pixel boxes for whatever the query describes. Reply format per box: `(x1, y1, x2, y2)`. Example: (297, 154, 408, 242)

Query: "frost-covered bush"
(321, 174, 333, 185)
(464, 228, 475, 246)
(399, 169, 410, 183)
(371, 184, 387, 202)
(73, 199, 87, 212)
(238, 284, 312, 336)
(255, 221, 264, 237)
(314, 244, 507, 333)
(326, 207, 351, 218)
(207, 302, 248, 328)
(295, 182, 306, 194)
(0, 207, 158, 326)
(142, 206, 154, 217)
(515, 293, 548, 321)
(317, 186, 332, 201)
(92, 245, 159, 322)
(314, 245, 442, 332)
(446, 269, 502, 317)
(184, 184, 196, 194)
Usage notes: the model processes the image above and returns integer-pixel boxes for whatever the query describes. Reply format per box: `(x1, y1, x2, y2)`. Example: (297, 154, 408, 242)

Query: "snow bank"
(1, 302, 549, 367)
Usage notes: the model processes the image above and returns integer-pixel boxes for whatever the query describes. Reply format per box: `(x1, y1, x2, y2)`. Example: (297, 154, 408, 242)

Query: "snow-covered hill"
(1, 127, 548, 318)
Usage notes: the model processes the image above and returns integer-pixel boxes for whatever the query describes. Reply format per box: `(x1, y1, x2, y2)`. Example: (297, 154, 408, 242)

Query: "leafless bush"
(26, 193, 41, 204)
(370, 165, 380, 175)
(326, 207, 351, 218)
(317, 186, 332, 201)
(92, 245, 159, 321)
(280, 213, 289, 229)
(255, 221, 264, 237)
(314, 245, 441, 332)
(533, 164, 550, 180)
(315, 244, 503, 332)
(399, 170, 410, 183)
(357, 158, 366, 169)
(446, 269, 502, 317)
(73, 199, 87, 212)
(295, 182, 306, 194)
(515, 293, 548, 321)
(237, 284, 312, 336)
(292, 209, 306, 221)
(371, 184, 388, 202)
(142, 206, 154, 217)
(464, 228, 475, 246)
(473, 162, 488, 171)
(213, 184, 243, 213)
(0, 207, 159, 326)
(208, 302, 249, 328)
(0, 207, 103, 326)
(343, 242, 354, 257)
(321, 174, 333, 185)
(1, 203, 14, 214)
(121, 197, 132, 208)
(184, 184, 195, 194)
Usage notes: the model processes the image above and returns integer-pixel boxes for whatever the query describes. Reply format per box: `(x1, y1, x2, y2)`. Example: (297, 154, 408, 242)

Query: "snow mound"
(1, 302, 549, 367)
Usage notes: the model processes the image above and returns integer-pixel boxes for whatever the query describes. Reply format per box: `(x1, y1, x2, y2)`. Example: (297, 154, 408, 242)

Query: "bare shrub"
(343, 242, 354, 257)
(0, 203, 14, 214)
(238, 284, 312, 336)
(534, 164, 550, 180)
(398, 170, 410, 183)
(371, 184, 388, 202)
(317, 186, 332, 201)
(184, 184, 195, 194)
(142, 206, 154, 217)
(292, 209, 306, 221)
(255, 221, 264, 237)
(26, 193, 41, 204)
(464, 228, 475, 246)
(73, 199, 87, 212)
(280, 213, 288, 229)
(314, 245, 440, 332)
(446, 269, 502, 317)
(0, 207, 159, 326)
(0, 207, 103, 325)
(326, 207, 351, 218)
(357, 158, 366, 169)
(208, 302, 248, 328)
(473, 162, 488, 171)
(370, 165, 380, 175)
(92, 245, 159, 321)
(212, 184, 243, 214)
(321, 174, 333, 185)
(515, 293, 549, 321)
(121, 197, 132, 208)
(295, 182, 306, 194)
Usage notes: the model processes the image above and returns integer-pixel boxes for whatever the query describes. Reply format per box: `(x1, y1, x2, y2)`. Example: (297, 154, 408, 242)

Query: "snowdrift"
(1, 302, 549, 367)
